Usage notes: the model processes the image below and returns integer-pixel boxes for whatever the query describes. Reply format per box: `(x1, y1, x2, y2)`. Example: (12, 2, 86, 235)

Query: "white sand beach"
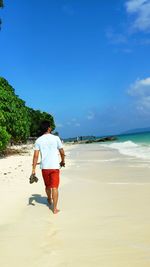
(0, 143, 150, 267)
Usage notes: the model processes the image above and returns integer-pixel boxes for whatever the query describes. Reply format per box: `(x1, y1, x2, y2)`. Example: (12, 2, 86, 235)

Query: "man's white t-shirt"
(34, 134, 63, 169)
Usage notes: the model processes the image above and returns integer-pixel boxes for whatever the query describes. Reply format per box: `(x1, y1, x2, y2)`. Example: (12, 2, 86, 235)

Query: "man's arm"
(59, 148, 65, 167)
(32, 150, 40, 174)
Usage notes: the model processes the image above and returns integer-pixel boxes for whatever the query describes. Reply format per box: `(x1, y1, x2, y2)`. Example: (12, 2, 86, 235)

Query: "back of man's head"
(40, 120, 51, 135)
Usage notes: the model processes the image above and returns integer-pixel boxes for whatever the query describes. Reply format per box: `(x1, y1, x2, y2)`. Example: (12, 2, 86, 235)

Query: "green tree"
(0, 77, 55, 150)
(0, 0, 4, 30)
(0, 0, 4, 7)
(0, 77, 30, 143)
(28, 108, 55, 137)
(0, 108, 10, 151)
(0, 126, 10, 151)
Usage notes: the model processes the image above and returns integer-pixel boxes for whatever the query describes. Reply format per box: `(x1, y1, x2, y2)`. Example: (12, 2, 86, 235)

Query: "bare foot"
(53, 208, 60, 214)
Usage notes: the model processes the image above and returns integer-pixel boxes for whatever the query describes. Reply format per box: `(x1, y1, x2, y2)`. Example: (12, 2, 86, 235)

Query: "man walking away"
(32, 120, 65, 214)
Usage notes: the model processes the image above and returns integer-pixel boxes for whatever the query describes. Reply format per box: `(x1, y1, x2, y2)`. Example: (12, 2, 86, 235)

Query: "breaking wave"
(100, 141, 150, 160)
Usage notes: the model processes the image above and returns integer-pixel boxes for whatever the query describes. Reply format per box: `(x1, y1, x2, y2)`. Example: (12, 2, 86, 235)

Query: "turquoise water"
(117, 131, 150, 145)
(100, 131, 150, 160)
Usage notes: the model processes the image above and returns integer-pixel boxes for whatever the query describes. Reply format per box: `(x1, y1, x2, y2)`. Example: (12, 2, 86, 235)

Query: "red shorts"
(42, 169, 60, 189)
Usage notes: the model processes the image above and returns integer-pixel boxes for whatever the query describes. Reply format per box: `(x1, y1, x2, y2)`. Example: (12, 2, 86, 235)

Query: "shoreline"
(0, 143, 150, 266)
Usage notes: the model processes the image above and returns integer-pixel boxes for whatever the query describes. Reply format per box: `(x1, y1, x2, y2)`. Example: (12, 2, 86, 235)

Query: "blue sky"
(0, 0, 150, 138)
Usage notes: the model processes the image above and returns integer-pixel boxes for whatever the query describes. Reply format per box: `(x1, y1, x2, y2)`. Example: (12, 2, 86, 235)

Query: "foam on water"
(100, 141, 150, 161)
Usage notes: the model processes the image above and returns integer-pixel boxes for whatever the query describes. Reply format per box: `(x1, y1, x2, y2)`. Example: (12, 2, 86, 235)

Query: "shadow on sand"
(28, 194, 53, 212)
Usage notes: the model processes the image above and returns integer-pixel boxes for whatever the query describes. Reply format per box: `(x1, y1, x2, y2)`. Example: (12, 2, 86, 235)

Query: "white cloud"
(75, 123, 80, 127)
(71, 118, 77, 122)
(106, 1, 150, 49)
(56, 123, 64, 128)
(140, 96, 150, 108)
(128, 77, 150, 96)
(128, 76, 150, 111)
(106, 28, 127, 44)
(126, 0, 147, 12)
(66, 119, 80, 127)
(125, 0, 150, 31)
(87, 111, 95, 120)
(66, 122, 71, 126)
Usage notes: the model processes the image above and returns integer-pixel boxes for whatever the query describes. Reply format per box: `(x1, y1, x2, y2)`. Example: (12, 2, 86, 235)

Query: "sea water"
(100, 132, 150, 161)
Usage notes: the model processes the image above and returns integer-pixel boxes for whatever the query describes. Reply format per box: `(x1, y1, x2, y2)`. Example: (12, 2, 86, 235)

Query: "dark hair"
(39, 120, 51, 135)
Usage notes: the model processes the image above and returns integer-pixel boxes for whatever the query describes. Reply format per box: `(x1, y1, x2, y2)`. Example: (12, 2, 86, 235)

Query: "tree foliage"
(0, 0, 4, 8)
(0, 0, 4, 29)
(0, 77, 30, 143)
(28, 108, 55, 137)
(0, 77, 55, 151)
(0, 126, 10, 151)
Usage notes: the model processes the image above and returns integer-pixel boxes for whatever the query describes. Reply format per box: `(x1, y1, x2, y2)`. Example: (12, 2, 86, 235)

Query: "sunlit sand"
(0, 143, 150, 267)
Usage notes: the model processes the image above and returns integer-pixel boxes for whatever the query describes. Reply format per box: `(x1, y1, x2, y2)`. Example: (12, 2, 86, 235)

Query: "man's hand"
(60, 161, 65, 167)
(59, 148, 65, 167)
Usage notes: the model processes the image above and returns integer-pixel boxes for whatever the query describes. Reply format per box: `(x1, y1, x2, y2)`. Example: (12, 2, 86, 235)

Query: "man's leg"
(45, 188, 52, 205)
(52, 187, 59, 214)
(42, 170, 52, 205)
